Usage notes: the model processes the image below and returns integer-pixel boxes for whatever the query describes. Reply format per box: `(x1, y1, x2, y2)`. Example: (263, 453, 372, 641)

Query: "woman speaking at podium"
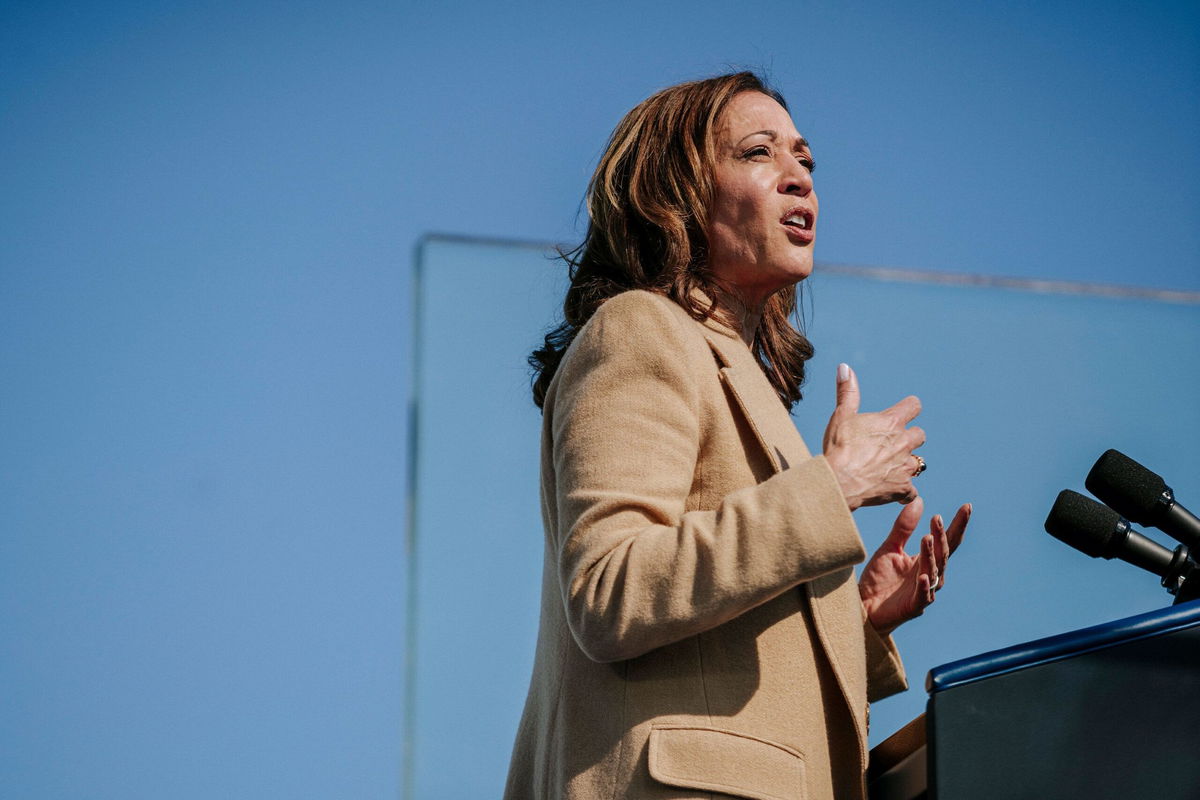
(505, 72, 970, 800)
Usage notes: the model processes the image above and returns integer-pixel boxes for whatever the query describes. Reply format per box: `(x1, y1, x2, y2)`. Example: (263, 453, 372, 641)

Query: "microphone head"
(1084, 449, 1167, 525)
(1044, 489, 1125, 559)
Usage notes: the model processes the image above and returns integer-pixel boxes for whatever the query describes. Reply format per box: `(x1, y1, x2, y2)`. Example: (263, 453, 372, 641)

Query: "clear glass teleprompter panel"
(408, 235, 1200, 797)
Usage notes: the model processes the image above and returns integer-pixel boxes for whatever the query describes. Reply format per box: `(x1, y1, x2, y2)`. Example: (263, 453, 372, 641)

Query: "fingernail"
(837, 363, 850, 383)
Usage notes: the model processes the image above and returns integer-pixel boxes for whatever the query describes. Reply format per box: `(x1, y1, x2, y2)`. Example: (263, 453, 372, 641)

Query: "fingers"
(910, 454, 926, 477)
(930, 504, 971, 592)
(885, 394, 922, 425)
(918, 535, 937, 606)
(893, 430, 924, 503)
(891, 471, 919, 507)
(931, 514, 949, 590)
(834, 363, 861, 416)
(886, 495, 923, 550)
(825, 365, 927, 509)
(944, 503, 971, 556)
(916, 572, 934, 608)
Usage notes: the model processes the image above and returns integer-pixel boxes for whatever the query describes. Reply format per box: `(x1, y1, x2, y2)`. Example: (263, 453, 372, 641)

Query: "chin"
(785, 260, 814, 285)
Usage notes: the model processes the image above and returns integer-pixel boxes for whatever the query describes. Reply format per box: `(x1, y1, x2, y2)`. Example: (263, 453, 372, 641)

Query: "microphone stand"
(1164, 546, 1200, 605)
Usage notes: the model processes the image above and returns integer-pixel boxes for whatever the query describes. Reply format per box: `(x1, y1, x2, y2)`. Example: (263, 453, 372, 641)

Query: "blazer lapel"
(702, 320, 871, 755)
(702, 326, 810, 475)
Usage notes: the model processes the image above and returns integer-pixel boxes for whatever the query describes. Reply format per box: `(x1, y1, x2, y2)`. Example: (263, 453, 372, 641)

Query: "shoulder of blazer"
(542, 290, 711, 414)
(609, 289, 748, 365)
(575, 289, 720, 367)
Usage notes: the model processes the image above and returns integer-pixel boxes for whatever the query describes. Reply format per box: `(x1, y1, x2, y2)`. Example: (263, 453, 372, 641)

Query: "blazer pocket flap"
(647, 724, 807, 800)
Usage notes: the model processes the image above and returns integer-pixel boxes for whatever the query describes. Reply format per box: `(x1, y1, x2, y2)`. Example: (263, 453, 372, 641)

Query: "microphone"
(1044, 490, 1200, 602)
(1085, 450, 1200, 551)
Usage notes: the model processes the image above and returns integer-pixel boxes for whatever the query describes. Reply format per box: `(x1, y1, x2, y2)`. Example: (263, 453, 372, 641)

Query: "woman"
(506, 72, 970, 800)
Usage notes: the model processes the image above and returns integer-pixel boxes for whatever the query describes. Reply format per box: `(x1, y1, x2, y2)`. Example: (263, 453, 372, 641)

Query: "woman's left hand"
(858, 496, 971, 636)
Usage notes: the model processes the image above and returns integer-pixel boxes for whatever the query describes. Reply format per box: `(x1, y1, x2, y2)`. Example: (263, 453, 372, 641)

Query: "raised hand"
(858, 496, 972, 636)
(823, 363, 925, 510)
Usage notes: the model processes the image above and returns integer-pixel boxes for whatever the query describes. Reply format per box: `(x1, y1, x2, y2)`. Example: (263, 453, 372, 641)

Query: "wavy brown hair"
(530, 71, 815, 410)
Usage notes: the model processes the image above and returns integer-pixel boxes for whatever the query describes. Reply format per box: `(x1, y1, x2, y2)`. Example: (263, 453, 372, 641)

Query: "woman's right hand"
(822, 363, 925, 510)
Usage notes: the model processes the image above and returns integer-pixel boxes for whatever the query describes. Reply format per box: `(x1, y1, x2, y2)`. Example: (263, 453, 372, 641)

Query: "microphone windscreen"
(1044, 489, 1124, 558)
(1085, 449, 1167, 524)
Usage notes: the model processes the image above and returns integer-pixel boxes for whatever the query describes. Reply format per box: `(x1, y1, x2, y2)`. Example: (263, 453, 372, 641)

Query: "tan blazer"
(505, 290, 906, 800)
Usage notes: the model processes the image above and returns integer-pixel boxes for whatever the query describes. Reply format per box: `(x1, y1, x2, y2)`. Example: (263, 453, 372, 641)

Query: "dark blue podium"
(870, 599, 1200, 800)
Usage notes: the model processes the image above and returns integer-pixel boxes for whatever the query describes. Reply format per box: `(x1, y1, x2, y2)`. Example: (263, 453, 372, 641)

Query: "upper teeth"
(786, 214, 808, 229)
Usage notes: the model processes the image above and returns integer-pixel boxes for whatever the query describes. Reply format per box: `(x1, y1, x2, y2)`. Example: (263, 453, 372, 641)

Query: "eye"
(742, 145, 772, 160)
(798, 155, 816, 173)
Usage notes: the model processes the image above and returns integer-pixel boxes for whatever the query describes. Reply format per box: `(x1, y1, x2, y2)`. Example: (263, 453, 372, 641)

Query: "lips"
(780, 206, 816, 243)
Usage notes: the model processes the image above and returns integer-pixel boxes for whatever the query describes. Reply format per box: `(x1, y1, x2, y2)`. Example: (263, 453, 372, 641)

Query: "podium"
(869, 599, 1200, 799)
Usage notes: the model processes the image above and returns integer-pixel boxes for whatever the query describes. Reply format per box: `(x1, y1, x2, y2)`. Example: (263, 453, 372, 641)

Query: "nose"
(780, 160, 813, 196)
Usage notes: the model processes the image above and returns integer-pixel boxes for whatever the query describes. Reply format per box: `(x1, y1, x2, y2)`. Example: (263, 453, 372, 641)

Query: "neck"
(711, 284, 764, 348)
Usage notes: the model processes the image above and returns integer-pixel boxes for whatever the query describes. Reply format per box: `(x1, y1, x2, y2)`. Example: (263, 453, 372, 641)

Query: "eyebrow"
(736, 129, 811, 152)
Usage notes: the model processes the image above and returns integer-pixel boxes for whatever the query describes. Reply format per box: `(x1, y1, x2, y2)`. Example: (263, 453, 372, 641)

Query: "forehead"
(715, 91, 803, 144)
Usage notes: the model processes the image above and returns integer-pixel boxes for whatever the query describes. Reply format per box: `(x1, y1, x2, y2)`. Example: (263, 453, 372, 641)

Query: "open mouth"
(781, 207, 815, 237)
(777, 205, 816, 239)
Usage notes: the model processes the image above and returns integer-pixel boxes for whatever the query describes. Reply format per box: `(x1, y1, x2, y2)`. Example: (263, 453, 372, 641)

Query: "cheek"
(726, 187, 765, 224)
(710, 193, 752, 242)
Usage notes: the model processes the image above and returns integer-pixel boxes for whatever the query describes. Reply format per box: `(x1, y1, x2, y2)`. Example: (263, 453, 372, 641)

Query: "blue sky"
(2, 1, 1197, 797)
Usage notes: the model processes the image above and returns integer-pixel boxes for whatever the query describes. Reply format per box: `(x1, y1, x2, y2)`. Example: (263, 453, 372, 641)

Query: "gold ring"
(913, 455, 927, 477)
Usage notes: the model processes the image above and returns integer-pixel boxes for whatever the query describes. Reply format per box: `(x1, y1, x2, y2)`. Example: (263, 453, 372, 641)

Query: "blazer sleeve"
(863, 614, 908, 701)
(549, 291, 868, 663)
